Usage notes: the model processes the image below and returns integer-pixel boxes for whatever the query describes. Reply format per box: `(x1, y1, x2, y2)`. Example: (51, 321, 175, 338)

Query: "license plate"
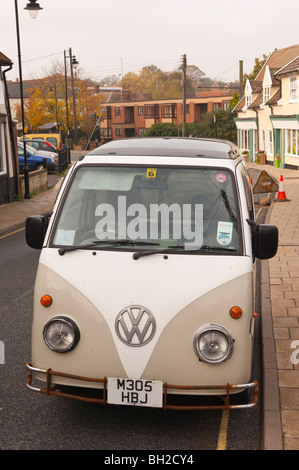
(107, 377, 163, 408)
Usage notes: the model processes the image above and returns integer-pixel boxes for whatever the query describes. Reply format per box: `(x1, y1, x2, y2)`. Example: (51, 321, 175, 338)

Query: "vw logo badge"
(115, 305, 156, 347)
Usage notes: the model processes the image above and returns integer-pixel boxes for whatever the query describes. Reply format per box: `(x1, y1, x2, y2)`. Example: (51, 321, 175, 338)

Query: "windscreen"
(52, 165, 241, 254)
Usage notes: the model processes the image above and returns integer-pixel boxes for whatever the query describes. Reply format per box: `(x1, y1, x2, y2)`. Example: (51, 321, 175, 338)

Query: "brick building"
(99, 86, 235, 142)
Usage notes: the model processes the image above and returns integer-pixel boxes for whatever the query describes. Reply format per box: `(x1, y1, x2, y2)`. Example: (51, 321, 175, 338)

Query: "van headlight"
(193, 325, 234, 364)
(43, 317, 80, 353)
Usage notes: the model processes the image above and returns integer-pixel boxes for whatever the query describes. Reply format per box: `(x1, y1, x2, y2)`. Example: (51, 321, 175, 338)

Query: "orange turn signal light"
(40, 295, 52, 307)
(230, 306, 242, 319)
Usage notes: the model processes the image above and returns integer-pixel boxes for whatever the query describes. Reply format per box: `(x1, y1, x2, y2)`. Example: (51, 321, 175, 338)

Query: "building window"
(138, 106, 144, 115)
(290, 76, 297, 102)
(240, 129, 249, 150)
(161, 104, 177, 118)
(223, 102, 230, 110)
(285, 129, 299, 156)
(267, 130, 273, 155)
(144, 105, 159, 119)
(115, 107, 121, 116)
(263, 86, 270, 104)
(100, 107, 107, 119)
(116, 128, 122, 136)
(138, 128, 145, 136)
(245, 94, 252, 108)
(213, 103, 222, 110)
(260, 130, 266, 151)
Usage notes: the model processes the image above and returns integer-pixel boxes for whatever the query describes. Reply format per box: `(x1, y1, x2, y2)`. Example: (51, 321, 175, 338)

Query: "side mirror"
(247, 220, 278, 259)
(25, 213, 51, 249)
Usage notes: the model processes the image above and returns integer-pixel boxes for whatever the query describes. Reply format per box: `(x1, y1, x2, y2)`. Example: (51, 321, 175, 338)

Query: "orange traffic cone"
(275, 175, 289, 201)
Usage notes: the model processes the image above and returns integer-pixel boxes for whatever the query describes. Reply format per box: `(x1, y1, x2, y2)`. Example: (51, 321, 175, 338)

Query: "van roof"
(88, 137, 240, 160)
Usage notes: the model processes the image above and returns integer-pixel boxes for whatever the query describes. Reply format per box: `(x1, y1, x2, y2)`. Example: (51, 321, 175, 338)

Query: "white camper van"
(25, 138, 278, 410)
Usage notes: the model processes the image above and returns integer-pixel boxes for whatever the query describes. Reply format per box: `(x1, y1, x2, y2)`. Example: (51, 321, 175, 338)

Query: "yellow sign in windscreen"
(146, 168, 157, 178)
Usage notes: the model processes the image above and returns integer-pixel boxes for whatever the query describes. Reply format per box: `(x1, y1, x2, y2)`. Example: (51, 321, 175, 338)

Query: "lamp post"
(69, 48, 79, 146)
(64, 49, 79, 149)
(64, 50, 70, 151)
(14, 0, 43, 199)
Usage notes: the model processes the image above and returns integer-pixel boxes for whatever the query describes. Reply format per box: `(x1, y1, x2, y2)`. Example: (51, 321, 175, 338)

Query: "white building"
(235, 44, 299, 169)
(0, 51, 18, 204)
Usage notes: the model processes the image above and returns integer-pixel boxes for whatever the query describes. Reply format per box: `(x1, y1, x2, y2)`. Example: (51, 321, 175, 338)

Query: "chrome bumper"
(26, 362, 259, 410)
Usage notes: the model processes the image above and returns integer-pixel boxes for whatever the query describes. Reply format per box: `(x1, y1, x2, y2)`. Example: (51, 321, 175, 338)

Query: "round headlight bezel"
(43, 316, 80, 353)
(193, 324, 234, 364)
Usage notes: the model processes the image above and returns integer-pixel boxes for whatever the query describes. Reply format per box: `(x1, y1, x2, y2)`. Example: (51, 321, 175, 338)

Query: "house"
(234, 44, 299, 168)
(6, 75, 235, 146)
(98, 86, 235, 142)
(0, 52, 19, 205)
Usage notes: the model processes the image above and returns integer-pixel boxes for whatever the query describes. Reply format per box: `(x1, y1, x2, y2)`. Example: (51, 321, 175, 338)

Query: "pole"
(14, 0, 30, 199)
(54, 82, 59, 132)
(182, 54, 187, 137)
(69, 47, 78, 146)
(214, 114, 217, 138)
(64, 50, 70, 150)
(239, 60, 243, 98)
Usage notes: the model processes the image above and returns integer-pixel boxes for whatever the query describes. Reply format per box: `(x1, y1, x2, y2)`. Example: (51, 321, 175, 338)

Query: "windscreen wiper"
(198, 244, 238, 252)
(132, 244, 237, 260)
(132, 245, 185, 260)
(58, 239, 160, 256)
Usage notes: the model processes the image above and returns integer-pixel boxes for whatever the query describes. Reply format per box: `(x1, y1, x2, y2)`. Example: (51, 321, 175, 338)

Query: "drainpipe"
(2, 64, 19, 200)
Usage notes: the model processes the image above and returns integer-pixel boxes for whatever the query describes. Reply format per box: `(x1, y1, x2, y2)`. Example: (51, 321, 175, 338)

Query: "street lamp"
(24, 0, 42, 19)
(14, 0, 43, 199)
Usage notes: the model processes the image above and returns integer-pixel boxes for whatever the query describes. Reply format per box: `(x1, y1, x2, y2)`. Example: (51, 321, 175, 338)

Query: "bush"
(144, 123, 179, 137)
(143, 110, 237, 143)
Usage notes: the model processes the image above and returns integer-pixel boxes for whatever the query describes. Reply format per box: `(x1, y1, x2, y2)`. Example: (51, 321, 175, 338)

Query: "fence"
(58, 146, 70, 173)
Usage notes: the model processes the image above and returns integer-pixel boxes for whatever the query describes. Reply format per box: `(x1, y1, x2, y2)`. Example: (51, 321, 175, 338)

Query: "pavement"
(0, 156, 298, 450)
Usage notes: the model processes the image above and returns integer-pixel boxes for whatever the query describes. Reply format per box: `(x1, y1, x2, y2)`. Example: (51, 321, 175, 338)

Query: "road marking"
(0, 227, 24, 240)
(256, 208, 262, 219)
(217, 409, 230, 450)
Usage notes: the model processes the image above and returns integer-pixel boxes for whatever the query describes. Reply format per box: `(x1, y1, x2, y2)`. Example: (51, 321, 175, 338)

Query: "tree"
(197, 109, 237, 143)
(14, 73, 104, 140)
(229, 91, 240, 109)
(121, 65, 198, 100)
(186, 65, 205, 85)
(243, 53, 270, 83)
(144, 109, 237, 143)
(144, 123, 180, 137)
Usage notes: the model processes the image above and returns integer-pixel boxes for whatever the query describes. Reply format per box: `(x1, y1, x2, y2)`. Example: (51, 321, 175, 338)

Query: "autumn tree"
(243, 53, 270, 83)
(120, 64, 202, 100)
(14, 70, 104, 141)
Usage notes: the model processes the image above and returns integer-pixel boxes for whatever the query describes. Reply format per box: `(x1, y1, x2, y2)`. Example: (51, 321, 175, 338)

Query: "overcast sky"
(1, 0, 299, 84)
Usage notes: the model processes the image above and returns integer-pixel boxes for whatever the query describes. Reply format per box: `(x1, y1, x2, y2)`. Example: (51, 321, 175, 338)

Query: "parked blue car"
(18, 143, 58, 171)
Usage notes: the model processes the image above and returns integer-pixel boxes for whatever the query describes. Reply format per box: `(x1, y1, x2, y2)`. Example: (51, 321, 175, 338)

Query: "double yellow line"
(217, 410, 230, 450)
(0, 227, 24, 240)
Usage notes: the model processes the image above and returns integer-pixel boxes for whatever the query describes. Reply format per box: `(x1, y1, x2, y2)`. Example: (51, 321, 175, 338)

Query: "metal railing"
(58, 146, 70, 172)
